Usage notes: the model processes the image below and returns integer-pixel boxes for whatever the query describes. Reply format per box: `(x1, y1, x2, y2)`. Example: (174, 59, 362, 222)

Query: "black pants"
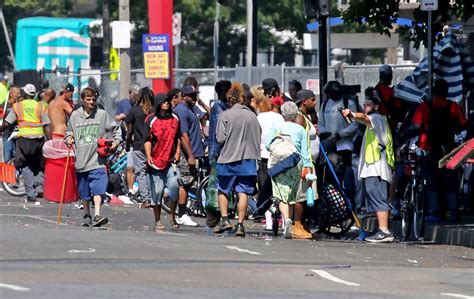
(256, 159, 273, 215)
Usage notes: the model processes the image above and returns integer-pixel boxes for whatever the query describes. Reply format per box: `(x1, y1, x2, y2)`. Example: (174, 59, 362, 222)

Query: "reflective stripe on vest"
(13, 100, 45, 137)
(364, 116, 395, 169)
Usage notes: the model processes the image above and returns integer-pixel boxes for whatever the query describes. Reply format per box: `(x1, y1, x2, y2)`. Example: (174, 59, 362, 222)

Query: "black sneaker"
(92, 215, 108, 227)
(213, 218, 233, 234)
(81, 214, 92, 227)
(25, 196, 37, 203)
(365, 230, 395, 243)
(235, 223, 245, 238)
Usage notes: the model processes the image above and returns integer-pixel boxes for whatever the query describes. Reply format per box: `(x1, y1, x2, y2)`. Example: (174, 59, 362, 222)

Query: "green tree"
(342, 0, 473, 49)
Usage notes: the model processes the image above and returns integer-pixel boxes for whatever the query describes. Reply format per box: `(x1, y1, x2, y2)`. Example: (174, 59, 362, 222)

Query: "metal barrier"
(44, 64, 417, 116)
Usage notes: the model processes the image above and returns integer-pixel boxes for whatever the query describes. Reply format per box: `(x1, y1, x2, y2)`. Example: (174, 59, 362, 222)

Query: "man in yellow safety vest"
(0, 84, 51, 202)
(342, 96, 395, 243)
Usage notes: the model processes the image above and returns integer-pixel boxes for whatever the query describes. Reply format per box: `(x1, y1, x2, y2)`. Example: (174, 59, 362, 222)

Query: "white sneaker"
(175, 214, 198, 227)
(283, 219, 292, 239)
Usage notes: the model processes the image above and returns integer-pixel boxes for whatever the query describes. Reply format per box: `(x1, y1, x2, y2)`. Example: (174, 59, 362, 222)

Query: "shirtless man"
(48, 83, 74, 139)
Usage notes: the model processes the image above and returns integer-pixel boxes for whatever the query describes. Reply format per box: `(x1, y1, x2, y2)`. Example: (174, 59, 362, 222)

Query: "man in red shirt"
(375, 65, 409, 140)
(412, 79, 467, 222)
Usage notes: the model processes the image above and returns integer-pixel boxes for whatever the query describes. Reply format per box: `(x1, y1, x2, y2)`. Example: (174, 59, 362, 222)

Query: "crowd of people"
(0, 65, 471, 243)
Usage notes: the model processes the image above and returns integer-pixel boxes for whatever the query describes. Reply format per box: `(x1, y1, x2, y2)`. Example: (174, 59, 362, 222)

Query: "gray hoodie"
(66, 106, 121, 172)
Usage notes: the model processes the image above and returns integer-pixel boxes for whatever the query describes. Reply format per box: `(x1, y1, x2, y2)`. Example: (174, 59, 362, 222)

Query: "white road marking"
(0, 283, 30, 291)
(28, 215, 67, 225)
(156, 231, 188, 237)
(68, 248, 96, 254)
(441, 293, 474, 299)
(226, 246, 262, 255)
(311, 270, 360, 287)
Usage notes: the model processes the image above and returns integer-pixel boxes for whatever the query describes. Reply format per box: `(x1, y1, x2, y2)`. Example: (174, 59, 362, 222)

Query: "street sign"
(172, 13, 182, 45)
(111, 21, 131, 49)
(421, 0, 438, 11)
(143, 34, 170, 79)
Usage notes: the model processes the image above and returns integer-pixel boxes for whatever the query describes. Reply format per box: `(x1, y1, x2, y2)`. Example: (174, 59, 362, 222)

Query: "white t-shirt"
(257, 111, 284, 159)
(358, 113, 392, 183)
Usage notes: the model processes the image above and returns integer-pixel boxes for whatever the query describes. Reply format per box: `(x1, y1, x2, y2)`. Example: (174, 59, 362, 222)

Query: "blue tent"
(394, 31, 474, 103)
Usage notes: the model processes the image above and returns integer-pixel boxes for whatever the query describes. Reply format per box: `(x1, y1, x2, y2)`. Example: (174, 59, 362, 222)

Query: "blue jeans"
(3, 136, 15, 162)
(149, 165, 180, 206)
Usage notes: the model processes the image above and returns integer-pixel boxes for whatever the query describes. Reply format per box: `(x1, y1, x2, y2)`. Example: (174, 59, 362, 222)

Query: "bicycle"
(2, 158, 26, 197)
(399, 146, 426, 240)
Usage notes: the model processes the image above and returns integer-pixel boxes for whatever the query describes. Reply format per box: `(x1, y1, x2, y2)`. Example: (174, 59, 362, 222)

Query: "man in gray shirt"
(66, 87, 121, 227)
(213, 86, 261, 238)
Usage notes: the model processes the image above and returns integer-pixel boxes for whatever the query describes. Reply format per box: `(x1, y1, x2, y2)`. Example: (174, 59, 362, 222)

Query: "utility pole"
(119, 0, 131, 100)
(252, 0, 258, 66)
(318, 15, 328, 102)
(102, 0, 110, 67)
(246, 0, 253, 67)
(0, 8, 16, 69)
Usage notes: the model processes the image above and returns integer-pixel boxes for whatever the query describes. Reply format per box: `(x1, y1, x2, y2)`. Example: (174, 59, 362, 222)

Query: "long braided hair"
(137, 87, 154, 114)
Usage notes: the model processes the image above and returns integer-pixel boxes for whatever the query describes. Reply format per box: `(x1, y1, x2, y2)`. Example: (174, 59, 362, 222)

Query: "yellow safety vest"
(364, 116, 395, 169)
(13, 100, 46, 137)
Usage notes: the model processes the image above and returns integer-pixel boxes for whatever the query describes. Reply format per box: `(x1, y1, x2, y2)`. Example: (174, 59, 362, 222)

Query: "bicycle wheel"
(400, 184, 413, 240)
(2, 159, 26, 197)
(413, 183, 425, 240)
(319, 217, 354, 237)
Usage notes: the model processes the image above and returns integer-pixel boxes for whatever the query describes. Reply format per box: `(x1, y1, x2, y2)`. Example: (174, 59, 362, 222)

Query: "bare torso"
(48, 96, 72, 138)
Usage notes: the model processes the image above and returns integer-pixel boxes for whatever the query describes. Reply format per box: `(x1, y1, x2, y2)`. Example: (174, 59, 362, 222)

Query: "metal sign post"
(421, 0, 438, 101)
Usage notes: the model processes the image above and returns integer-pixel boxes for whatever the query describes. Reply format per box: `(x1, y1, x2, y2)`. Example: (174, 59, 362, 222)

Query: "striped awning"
(394, 31, 474, 103)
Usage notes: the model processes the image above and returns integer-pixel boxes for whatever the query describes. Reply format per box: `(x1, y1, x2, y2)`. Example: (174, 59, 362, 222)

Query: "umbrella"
(394, 30, 474, 103)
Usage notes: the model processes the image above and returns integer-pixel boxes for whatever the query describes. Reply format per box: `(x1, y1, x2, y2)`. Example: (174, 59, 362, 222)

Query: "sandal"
(154, 221, 165, 232)
(170, 220, 180, 229)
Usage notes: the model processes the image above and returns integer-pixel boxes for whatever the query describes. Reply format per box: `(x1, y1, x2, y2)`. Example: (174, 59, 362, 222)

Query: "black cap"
(262, 78, 279, 93)
(181, 85, 199, 95)
(295, 89, 315, 104)
(324, 81, 342, 93)
(61, 83, 75, 92)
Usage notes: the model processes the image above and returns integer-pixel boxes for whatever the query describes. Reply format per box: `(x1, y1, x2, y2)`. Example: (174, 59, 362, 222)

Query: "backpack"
(426, 101, 456, 151)
(267, 125, 301, 177)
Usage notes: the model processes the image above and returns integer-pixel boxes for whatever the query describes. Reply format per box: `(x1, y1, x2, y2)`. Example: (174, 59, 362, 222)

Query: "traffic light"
(303, 0, 330, 19)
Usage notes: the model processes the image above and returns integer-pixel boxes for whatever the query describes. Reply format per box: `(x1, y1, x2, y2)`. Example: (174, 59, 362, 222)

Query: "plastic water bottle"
(305, 173, 317, 207)
(132, 181, 139, 193)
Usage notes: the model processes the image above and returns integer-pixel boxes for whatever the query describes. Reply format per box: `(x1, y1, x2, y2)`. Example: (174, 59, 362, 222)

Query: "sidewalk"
(363, 215, 474, 248)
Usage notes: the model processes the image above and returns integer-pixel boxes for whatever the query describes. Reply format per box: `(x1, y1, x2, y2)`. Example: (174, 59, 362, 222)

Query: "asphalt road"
(0, 192, 473, 299)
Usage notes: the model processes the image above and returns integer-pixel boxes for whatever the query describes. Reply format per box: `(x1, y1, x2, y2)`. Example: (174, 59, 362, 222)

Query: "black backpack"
(426, 100, 456, 151)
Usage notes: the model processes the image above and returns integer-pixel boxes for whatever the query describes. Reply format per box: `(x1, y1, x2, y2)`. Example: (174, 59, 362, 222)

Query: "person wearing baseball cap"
(173, 83, 203, 227)
(261, 78, 291, 102)
(0, 83, 50, 203)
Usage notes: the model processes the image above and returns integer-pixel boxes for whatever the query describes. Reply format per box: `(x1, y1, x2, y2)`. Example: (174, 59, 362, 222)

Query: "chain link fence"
(43, 64, 416, 116)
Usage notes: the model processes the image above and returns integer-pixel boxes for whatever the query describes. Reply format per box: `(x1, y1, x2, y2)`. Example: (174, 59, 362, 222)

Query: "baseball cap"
(379, 64, 392, 75)
(261, 78, 279, 93)
(295, 89, 315, 104)
(61, 83, 75, 92)
(22, 84, 36, 96)
(270, 96, 284, 107)
(181, 85, 199, 96)
(324, 81, 342, 93)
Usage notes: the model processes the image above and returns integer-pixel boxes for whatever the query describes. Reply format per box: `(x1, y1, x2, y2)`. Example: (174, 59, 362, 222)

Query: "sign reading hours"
(143, 34, 170, 79)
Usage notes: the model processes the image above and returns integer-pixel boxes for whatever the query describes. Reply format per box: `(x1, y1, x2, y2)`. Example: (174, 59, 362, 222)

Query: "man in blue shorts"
(214, 84, 261, 237)
(66, 87, 122, 227)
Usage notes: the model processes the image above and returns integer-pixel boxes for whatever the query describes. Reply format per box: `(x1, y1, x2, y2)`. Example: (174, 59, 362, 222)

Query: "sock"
(381, 228, 389, 234)
(178, 204, 186, 217)
(128, 189, 136, 195)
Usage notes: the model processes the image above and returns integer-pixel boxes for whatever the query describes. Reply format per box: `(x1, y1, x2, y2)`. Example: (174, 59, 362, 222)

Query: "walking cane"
(57, 146, 72, 225)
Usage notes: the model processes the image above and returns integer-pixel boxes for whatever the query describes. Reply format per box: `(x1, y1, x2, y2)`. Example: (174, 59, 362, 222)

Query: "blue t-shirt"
(174, 103, 204, 158)
(116, 99, 133, 116)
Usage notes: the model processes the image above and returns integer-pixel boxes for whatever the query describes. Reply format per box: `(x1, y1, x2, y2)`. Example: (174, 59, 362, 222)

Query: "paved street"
(0, 192, 473, 299)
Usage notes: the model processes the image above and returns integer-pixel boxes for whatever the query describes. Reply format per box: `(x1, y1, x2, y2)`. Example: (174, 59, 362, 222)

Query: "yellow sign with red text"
(144, 52, 169, 79)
